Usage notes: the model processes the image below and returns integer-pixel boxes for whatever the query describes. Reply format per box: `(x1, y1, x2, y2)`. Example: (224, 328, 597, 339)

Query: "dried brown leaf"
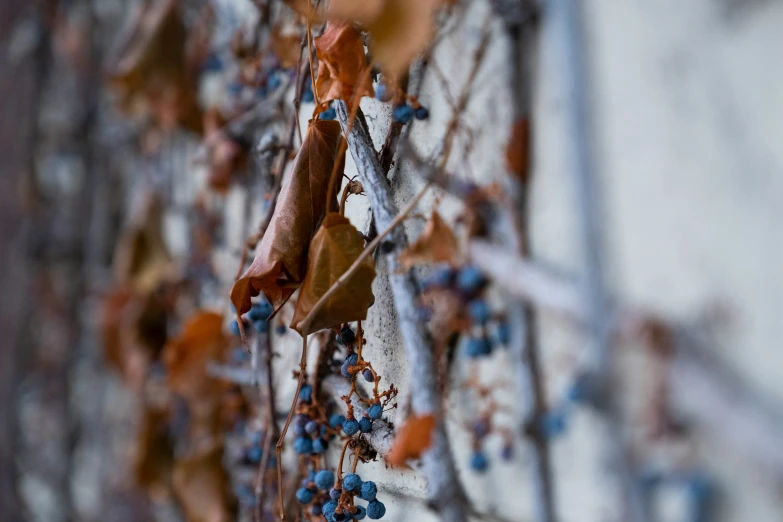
(271, 25, 302, 68)
(313, 21, 373, 113)
(291, 213, 376, 334)
(134, 405, 174, 492)
(386, 414, 436, 467)
(230, 120, 344, 316)
(172, 445, 236, 522)
(162, 311, 228, 404)
(398, 211, 460, 269)
(329, 0, 442, 78)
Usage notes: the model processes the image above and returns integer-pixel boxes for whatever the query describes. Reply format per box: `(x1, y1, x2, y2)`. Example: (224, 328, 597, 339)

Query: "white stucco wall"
(182, 1, 783, 521)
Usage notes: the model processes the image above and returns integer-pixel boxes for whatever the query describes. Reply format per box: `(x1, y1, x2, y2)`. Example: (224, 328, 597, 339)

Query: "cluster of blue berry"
(422, 265, 511, 359)
(291, 384, 342, 456)
(229, 298, 289, 337)
(374, 83, 429, 124)
(296, 468, 387, 521)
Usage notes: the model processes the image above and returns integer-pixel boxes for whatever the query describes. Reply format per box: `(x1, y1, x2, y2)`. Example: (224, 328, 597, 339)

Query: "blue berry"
(363, 369, 374, 382)
(267, 72, 281, 90)
(342, 418, 360, 436)
(329, 487, 342, 500)
(496, 320, 511, 344)
(456, 265, 486, 295)
(296, 487, 315, 504)
(341, 326, 356, 344)
(329, 414, 346, 428)
(315, 469, 335, 490)
(246, 446, 262, 462)
(299, 385, 313, 403)
(466, 336, 493, 358)
(322, 500, 338, 518)
(342, 353, 359, 377)
(374, 83, 391, 102)
(294, 437, 313, 454)
(275, 324, 288, 335)
(320, 107, 336, 120)
(341, 360, 352, 378)
(468, 300, 491, 324)
(342, 473, 362, 492)
(366, 500, 386, 519)
(313, 438, 328, 453)
(540, 408, 567, 439)
(295, 414, 310, 429)
(247, 304, 264, 321)
(392, 104, 414, 123)
(359, 416, 373, 433)
(253, 319, 269, 333)
(414, 106, 429, 120)
(359, 481, 377, 501)
(470, 450, 489, 473)
(294, 424, 306, 436)
(311, 504, 322, 515)
(302, 85, 315, 103)
(368, 403, 383, 420)
(306, 420, 320, 434)
(354, 505, 367, 520)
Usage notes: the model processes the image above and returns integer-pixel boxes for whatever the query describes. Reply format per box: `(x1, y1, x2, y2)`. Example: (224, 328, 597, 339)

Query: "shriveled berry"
(368, 403, 383, 420)
(359, 481, 377, 501)
(342, 473, 362, 491)
(296, 487, 314, 504)
(315, 469, 335, 490)
(275, 323, 288, 335)
(298, 385, 313, 403)
(329, 487, 342, 500)
(329, 414, 346, 428)
(393, 104, 414, 123)
(359, 416, 373, 433)
(311, 504, 322, 515)
(366, 500, 386, 519)
(295, 414, 310, 429)
(341, 326, 356, 344)
(363, 368, 374, 382)
(414, 106, 430, 120)
(471, 450, 489, 473)
(342, 418, 360, 436)
(293, 437, 313, 454)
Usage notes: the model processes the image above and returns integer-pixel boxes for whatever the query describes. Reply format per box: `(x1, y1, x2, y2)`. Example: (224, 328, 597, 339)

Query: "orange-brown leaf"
(231, 120, 344, 317)
(313, 21, 373, 113)
(386, 414, 436, 467)
(172, 445, 236, 522)
(506, 117, 530, 182)
(271, 25, 302, 68)
(398, 211, 460, 269)
(329, 0, 442, 78)
(134, 405, 174, 491)
(291, 214, 376, 334)
(162, 311, 228, 403)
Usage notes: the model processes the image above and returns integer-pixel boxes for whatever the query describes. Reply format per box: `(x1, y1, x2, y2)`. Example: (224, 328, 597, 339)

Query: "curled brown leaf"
(291, 213, 376, 334)
(230, 120, 344, 317)
(314, 21, 374, 113)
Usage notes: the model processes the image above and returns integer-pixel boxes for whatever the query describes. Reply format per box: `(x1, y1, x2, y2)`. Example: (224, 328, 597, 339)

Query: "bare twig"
(554, 1, 650, 520)
(335, 100, 468, 522)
